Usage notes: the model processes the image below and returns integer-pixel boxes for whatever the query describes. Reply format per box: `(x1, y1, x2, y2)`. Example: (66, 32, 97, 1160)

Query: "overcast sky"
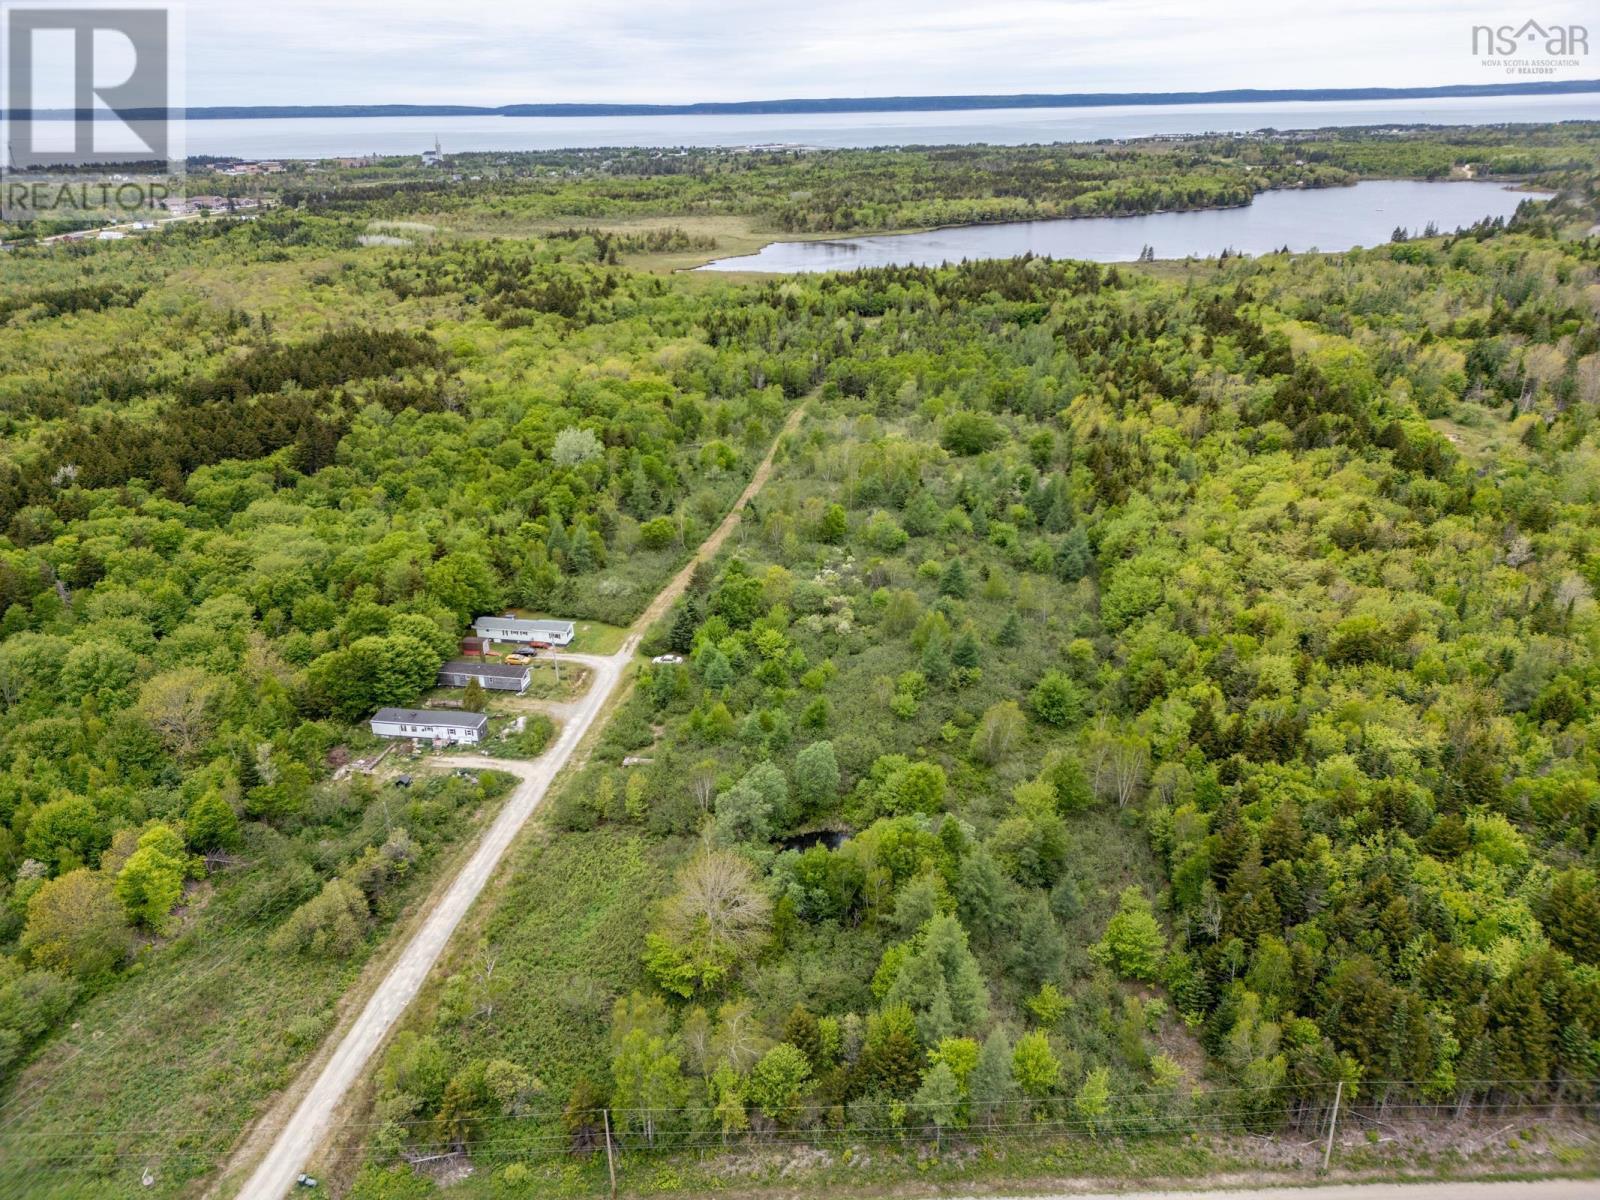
(181, 0, 1598, 106)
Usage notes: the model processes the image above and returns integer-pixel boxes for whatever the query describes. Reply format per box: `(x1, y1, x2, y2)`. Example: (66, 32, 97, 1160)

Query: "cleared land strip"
(230, 406, 804, 1199)
(953, 1182, 1600, 1200)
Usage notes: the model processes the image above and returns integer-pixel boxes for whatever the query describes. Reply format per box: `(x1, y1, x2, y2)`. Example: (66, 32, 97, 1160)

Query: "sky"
(176, 0, 1600, 106)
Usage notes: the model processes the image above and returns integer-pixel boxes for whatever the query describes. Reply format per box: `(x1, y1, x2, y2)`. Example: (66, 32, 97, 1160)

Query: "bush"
(639, 516, 677, 550)
(21, 870, 131, 980)
(268, 877, 370, 958)
(747, 1042, 812, 1122)
(1091, 887, 1166, 981)
(488, 715, 555, 759)
(1029, 670, 1086, 727)
(346, 1164, 436, 1200)
(940, 412, 1003, 455)
(186, 791, 241, 853)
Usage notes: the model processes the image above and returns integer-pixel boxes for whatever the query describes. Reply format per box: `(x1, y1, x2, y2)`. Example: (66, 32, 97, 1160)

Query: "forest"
(0, 123, 1598, 1197)
(267, 127, 1599, 234)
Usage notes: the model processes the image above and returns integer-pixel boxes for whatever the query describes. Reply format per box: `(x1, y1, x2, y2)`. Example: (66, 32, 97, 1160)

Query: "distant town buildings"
(162, 195, 263, 216)
(219, 160, 286, 176)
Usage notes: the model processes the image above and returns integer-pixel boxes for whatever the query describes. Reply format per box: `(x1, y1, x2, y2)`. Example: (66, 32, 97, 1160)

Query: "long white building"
(369, 708, 488, 745)
(472, 616, 575, 646)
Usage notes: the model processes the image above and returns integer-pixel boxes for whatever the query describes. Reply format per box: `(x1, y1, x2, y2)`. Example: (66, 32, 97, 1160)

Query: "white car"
(651, 654, 685, 665)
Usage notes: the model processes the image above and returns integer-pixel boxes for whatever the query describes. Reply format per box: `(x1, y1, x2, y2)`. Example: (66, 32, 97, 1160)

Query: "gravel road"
(231, 409, 804, 1198)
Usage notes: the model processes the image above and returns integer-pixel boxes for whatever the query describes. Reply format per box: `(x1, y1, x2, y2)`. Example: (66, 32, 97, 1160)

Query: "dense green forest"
(0, 212, 792, 1197)
(343, 191, 1600, 1195)
(0, 125, 1598, 1197)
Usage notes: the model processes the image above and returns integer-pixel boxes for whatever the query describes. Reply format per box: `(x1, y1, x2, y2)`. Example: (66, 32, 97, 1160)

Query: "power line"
(3, 1078, 1593, 1166)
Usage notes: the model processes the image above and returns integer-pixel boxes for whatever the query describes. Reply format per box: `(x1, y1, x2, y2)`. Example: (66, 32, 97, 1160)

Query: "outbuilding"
(437, 659, 531, 693)
(472, 615, 576, 647)
(369, 708, 488, 745)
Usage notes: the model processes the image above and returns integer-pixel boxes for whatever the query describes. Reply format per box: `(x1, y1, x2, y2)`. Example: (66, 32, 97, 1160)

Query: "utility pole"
(603, 1108, 617, 1200)
(1322, 1079, 1343, 1172)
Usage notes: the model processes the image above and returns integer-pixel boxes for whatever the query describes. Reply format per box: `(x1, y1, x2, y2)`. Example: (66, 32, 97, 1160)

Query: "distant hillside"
(16, 78, 1600, 121)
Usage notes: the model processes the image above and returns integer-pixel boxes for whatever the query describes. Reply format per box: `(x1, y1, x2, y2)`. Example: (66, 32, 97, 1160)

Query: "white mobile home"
(370, 708, 488, 745)
(472, 616, 576, 647)
(437, 659, 531, 693)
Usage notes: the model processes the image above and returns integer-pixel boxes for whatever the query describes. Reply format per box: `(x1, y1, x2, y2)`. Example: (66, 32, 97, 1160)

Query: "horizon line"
(10, 79, 1600, 121)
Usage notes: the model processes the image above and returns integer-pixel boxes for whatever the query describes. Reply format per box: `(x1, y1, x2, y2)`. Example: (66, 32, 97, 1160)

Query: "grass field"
(0, 772, 517, 1200)
(320, 826, 684, 1195)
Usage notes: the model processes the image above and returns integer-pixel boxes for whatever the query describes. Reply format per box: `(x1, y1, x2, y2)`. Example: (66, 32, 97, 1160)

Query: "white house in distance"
(472, 616, 576, 647)
(370, 708, 488, 745)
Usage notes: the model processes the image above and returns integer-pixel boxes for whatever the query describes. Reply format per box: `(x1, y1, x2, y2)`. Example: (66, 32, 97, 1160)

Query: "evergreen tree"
(938, 557, 970, 598)
(951, 630, 981, 670)
(858, 1003, 924, 1097)
(968, 1029, 1018, 1127)
(912, 1060, 963, 1145)
(818, 503, 849, 545)
(1055, 526, 1092, 582)
(782, 1005, 824, 1071)
(668, 603, 698, 654)
(994, 610, 1023, 648)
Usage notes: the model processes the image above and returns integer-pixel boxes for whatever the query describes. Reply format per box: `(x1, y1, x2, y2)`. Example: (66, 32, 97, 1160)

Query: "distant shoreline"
(11, 79, 1600, 121)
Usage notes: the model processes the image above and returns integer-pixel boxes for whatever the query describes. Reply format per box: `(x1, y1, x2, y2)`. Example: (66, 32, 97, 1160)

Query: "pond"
(696, 180, 1539, 272)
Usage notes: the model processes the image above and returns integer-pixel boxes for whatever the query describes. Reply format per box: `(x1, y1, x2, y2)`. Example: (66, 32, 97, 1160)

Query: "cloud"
(180, 0, 1600, 106)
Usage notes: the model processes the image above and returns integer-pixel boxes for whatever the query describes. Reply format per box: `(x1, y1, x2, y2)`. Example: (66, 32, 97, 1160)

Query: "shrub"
(21, 869, 131, 980)
(1029, 670, 1086, 727)
(1011, 1029, 1060, 1097)
(940, 412, 1003, 455)
(639, 516, 677, 550)
(747, 1042, 812, 1122)
(1091, 887, 1166, 981)
(268, 877, 370, 958)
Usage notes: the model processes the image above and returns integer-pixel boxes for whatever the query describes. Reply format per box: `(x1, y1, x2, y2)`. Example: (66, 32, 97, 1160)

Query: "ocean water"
(49, 92, 1600, 159)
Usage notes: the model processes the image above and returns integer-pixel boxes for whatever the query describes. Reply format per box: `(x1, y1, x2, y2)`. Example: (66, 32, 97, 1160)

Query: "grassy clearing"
(1428, 401, 1534, 468)
(372, 1117, 1600, 1200)
(317, 826, 684, 1195)
(0, 773, 517, 1200)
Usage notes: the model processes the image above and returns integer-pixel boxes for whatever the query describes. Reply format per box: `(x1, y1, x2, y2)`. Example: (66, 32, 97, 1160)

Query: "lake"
(695, 180, 1538, 272)
(91, 92, 1600, 159)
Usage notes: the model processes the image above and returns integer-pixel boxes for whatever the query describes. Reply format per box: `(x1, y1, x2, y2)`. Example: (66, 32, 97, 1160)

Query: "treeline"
(545, 226, 720, 262)
(287, 143, 1357, 235)
(0, 282, 146, 325)
(274, 126, 1600, 243)
(0, 327, 458, 531)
